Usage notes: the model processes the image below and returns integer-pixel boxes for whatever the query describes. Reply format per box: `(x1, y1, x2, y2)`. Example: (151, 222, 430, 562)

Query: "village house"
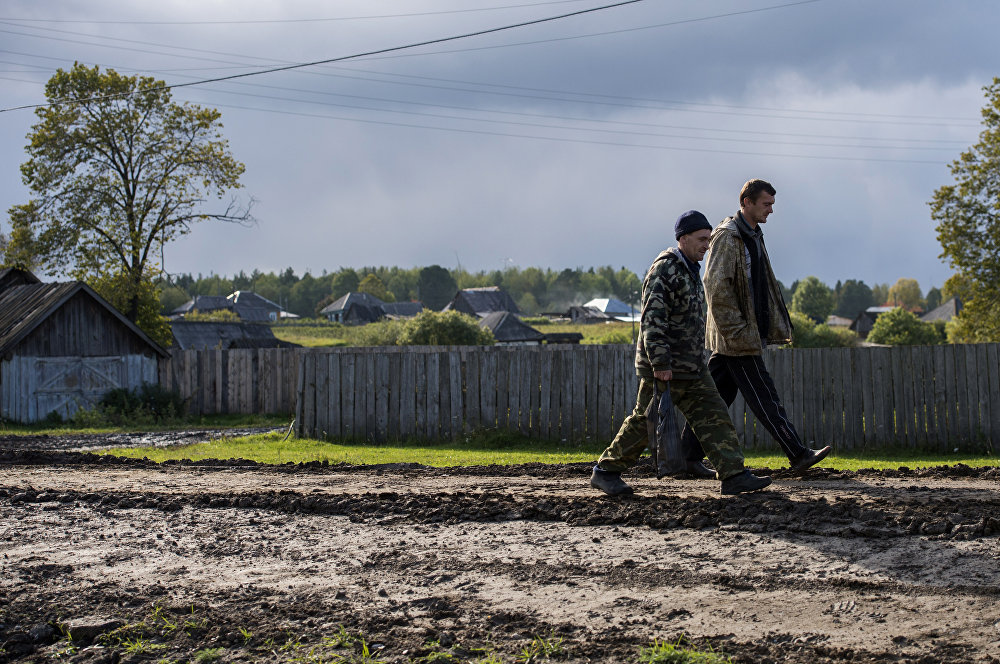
(443, 286, 519, 318)
(319, 292, 424, 325)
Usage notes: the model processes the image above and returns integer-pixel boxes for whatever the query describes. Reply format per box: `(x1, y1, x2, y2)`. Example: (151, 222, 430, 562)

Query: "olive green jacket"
(634, 247, 708, 380)
(703, 216, 792, 355)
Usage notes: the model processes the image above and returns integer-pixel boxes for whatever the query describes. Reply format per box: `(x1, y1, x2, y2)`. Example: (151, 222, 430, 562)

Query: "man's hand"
(653, 369, 672, 381)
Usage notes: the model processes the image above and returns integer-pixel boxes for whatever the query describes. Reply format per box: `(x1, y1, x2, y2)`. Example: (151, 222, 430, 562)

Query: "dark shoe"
(720, 470, 772, 495)
(672, 460, 717, 480)
(590, 466, 634, 496)
(790, 445, 832, 473)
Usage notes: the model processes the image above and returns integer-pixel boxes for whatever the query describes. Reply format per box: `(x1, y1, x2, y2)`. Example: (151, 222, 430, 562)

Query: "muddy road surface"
(1, 432, 999, 663)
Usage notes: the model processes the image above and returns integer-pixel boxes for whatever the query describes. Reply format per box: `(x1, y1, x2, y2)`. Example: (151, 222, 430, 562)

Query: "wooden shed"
(0, 268, 168, 422)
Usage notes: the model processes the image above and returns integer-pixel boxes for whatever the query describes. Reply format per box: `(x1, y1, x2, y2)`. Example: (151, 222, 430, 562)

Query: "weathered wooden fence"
(292, 344, 1000, 451)
(158, 348, 299, 417)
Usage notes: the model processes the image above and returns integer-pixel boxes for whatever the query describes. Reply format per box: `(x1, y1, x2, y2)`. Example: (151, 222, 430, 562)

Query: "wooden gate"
(1, 355, 158, 422)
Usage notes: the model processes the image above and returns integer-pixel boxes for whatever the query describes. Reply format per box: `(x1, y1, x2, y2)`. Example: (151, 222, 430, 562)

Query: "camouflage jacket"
(703, 215, 792, 355)
(634, 247, 707, 380)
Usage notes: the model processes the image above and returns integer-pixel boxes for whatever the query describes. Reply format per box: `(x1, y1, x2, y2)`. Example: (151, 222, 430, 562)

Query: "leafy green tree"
(930, 77, 1000, 342)
(330, 268, 360, 300)
(787, 311, 857, 348)
(89, 268, 173, 347)
(157, 283, 191, 315)
(5, 63, 250, 333)
(418, 265, 457, 311)
(397, 310, 495, 346)
(867, 307, 943, 346)
(924, 286, 943, 312)
(834, 279, 874, 318)
(289, 272, 329, 317)
(871, 283, 890, 306)
(886, 278, 924, 310)
(790, 276, 834, 323)
(358, 273, 394, 302)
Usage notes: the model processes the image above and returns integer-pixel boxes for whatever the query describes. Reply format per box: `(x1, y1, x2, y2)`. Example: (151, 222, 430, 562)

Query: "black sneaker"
(590, 466, 634, 496)
(790, 445, 832, 473)
(674, 460, 717, 480)
(720, 470, 772, 495)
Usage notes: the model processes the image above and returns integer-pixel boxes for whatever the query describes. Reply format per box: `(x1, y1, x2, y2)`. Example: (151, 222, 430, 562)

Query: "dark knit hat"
(674, 210, 712, 240)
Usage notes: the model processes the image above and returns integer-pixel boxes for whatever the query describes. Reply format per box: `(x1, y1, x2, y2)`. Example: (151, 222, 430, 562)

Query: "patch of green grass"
(103, 430, 607, 466)
(193, 647, 224, 662)
(639, 638, 731, 664)
(101, 428, 998, 471)
(515, 634, 564, 662)
(745, 449, 997, 471)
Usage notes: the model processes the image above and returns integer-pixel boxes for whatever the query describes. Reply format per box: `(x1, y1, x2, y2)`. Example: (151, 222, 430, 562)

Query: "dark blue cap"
(674, 210, 712, 240)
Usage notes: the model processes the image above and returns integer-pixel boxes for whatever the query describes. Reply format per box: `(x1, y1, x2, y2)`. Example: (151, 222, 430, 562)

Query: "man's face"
(742, 192, 775, 227)
(678, 228, 712, 262)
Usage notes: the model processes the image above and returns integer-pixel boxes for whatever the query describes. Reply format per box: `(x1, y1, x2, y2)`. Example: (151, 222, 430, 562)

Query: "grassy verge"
(100, 430, 997, 470)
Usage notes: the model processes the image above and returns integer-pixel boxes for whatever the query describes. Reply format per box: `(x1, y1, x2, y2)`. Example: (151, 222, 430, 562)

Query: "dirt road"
(1, 434, 999, 663)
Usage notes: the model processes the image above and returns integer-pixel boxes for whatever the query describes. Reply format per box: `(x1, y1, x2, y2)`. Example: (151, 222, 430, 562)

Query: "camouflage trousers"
(597, 369, 745, 480)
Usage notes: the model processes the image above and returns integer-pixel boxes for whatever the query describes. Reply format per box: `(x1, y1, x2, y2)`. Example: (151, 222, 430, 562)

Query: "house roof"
(172, 295, 231, 315)
(172, 291, 285, 322)
(170, 320, 299, 350)
(319, 291, 386, 315)
(584, 297, 636, 315)
(478, 311, 545, 343)
(0, 281, 168, 357)
(226, 290, 283, 322)
(444, 287, 520, 316)
(920, 297, 962, 322)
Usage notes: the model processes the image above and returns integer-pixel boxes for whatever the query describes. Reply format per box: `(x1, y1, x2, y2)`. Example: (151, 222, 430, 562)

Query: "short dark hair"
(739, 179, 776, 207)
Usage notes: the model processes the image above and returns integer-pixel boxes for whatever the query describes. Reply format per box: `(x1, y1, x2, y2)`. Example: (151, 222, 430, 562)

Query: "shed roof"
(920, 297, 962, 322)
(0, 281, 168, 357)
(444, 287, 520, 316)
(169, 320, 299, 350)
(477, 311, 545, 343)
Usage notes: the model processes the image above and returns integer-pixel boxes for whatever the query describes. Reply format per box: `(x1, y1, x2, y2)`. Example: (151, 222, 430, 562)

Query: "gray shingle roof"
(169, 320, 298, 350)
(444, 287, 520, 317)
(477, 311, 544, 343)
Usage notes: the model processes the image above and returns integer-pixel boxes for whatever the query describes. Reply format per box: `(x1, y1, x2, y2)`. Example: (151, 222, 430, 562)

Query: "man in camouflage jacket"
(591, 211, 772, 496)
(680, 179, 830, 471)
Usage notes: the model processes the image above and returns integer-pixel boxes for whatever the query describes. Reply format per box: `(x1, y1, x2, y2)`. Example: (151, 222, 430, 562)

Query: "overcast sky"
(1, 0, 996, 292)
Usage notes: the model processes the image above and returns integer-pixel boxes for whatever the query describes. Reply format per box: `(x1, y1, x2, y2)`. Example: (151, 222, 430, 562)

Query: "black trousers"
(681, 352, 807, 462)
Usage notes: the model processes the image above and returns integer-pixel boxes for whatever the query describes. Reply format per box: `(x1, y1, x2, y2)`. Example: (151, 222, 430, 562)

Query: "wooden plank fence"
(291, 344, 1000, 451)
(155, 344, 1000, 451)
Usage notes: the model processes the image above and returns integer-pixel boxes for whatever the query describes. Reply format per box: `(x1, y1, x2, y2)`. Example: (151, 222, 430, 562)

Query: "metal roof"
(477, 311, 545, 343)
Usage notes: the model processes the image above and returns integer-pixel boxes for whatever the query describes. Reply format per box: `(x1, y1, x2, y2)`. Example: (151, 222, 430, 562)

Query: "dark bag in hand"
(645, 385, 685, 478)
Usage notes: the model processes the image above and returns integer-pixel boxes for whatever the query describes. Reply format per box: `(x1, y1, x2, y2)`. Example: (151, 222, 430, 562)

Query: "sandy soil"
(1, 433, 999, 663)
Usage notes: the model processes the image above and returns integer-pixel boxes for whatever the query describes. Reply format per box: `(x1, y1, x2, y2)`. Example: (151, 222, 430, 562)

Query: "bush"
(787, 312, 857, 348)
(73, 383, 187, 426)
(398, 310, 495, 346)
(351, 319, 405, 346)
(867, 307, 943, 346)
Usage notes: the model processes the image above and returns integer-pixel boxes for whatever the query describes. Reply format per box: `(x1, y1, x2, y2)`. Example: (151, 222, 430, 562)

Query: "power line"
(174, 96, 951, 165)
(0, 0, 647, 113)
(0, 0, 595, 25)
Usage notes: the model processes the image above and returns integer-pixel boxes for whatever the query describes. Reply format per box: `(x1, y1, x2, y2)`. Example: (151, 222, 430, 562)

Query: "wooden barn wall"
(10, 292, 155, 357)
(1, 354, 158, 423)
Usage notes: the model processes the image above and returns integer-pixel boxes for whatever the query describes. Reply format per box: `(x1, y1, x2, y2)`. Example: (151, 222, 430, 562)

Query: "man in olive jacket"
(591, 210, 772, 497)
(680, 179, 830, 471)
